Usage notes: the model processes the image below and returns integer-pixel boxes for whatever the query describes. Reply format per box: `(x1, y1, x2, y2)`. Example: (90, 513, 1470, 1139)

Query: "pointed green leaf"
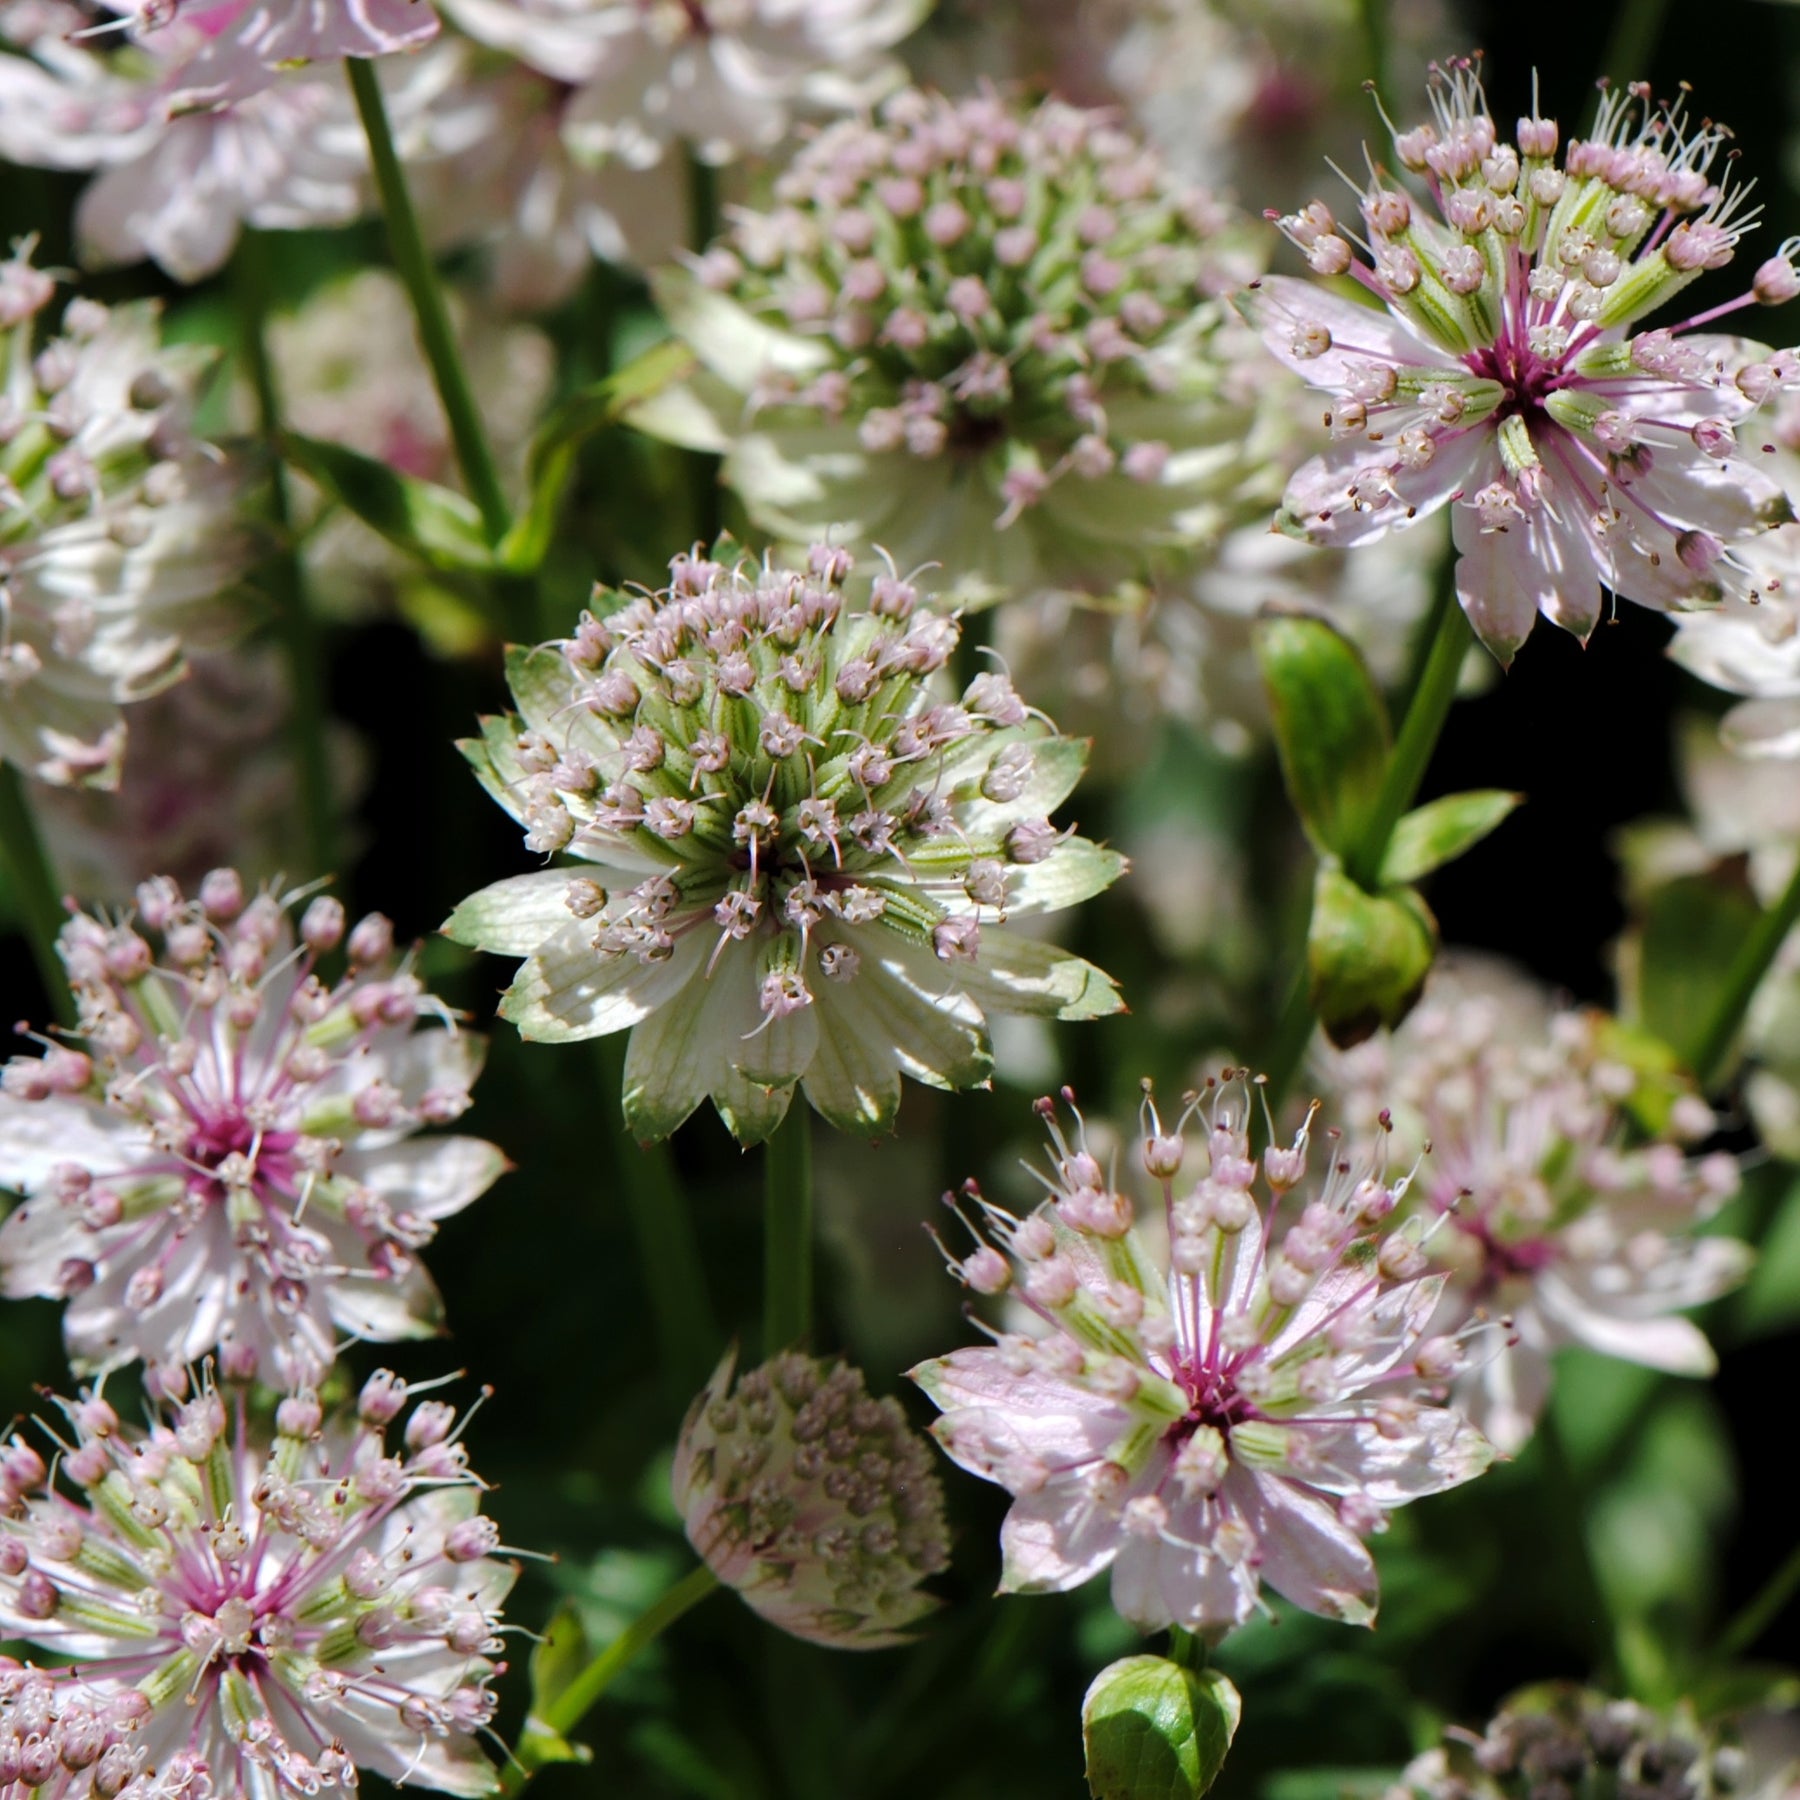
(1628, 868, 1762, 1071)
(281, 432, 497, 575)
(1255, 611, 1391, 861)
(1307, 866, 1438, 1047)
(1083, 1656, 1241, 1800)
(515, 1602, 596, 1773)
(1379, 789, 1521, 885)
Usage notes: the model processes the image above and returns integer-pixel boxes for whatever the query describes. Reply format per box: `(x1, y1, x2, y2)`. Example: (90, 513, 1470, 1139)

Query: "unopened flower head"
(673, 1350, 950, 1649)
(1321, 962, 1749, 1454)
(0, 872, 506, 1388)
(446, 544, 1125, 1145)
(638, 89, 1263, 607)
(1247, 59, 1800, 662)
(0, 245, 254, 785)
(911, 1076, 1494, 1639)
(0, 1369, 514, 1798)
(1393, 1684, 1734, 1800)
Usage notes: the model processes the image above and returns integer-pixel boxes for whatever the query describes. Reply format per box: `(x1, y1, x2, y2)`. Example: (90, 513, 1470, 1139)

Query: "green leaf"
(1378, 790, 1520, 885)
(1629, 869, 1762, 1070)
(1307, 866, 1437, 1047)
(1255, 611, 1391, 861)
(1082, 1656, 1241, 1800)
(1736, 1171, 1800, 1339)
(281, 432, 498, 576)
(497, 339, 699, 574)
(516, 1602, 596, 1772)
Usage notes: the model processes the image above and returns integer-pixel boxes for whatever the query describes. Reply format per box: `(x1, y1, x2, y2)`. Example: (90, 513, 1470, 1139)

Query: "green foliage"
(1083, 1657, 1241, 1800)
(1629, 869, 1762, 1072)
(1307, 867, 1438, 1046)
(1378, 791, 1519, 885)
(518, 1603, 597, 1773)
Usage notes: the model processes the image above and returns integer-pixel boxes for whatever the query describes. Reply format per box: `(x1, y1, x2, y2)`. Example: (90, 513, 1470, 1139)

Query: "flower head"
(632, 88, 1264, 607)
(0, 1368, 513, 1798)
(445, 544, 1124, 1145)
(1320, 959, 1749, 1454)
(0, 873, 506, 1388)
(0, 247, 254, 785)
(673, 1350, 950, 1649)
(1247, 59, 1799, 662)
(911, 1077, 1494, 1639)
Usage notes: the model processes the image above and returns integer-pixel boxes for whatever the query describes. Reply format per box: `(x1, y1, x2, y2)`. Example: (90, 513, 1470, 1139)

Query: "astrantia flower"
(673, 1350, 950, 1648)
(1320, 959, 1749, 1454)
(911, 1079, 1494, 1638)
(0, 249, 254, 786)
(1247, 59, 1800, 662)
(0, 872, 505, 1387)
(445, 544, 1124, 1145)
(0, 1368, 514, 1797)
(631, 89, 1264, 608)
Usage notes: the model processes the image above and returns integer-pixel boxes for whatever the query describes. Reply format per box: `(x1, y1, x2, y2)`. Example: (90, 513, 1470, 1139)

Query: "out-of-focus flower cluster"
(448, 543, 1123, 1143)
(914, 1077, 1494, 1638)
(1320, 959, 1748, 1453)
(0, 248, 253, 788)
(0, 871, 504, 1387)
(0, 1368, 514, 1799)
(674, 1349, 950, 1649)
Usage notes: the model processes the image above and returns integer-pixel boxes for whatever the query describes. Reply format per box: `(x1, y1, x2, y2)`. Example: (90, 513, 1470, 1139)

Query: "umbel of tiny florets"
(0, 244, 255, 785)
(445, 543, 1125, 1146)
(1318, 961, 1749, 1454)
(1245, 58, 1800, 662)
(0, 871, 506, 1388)
(673, 1349, 951, 1649)
(628, 87, 1268, 608)
(0, 1368, 515, 1798)
(911, 1076, 1495, 1640)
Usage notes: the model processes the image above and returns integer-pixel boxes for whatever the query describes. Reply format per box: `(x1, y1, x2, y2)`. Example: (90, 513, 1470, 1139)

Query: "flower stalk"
(0, 762, 71, 1025)
(763, 1104, 813, 1354)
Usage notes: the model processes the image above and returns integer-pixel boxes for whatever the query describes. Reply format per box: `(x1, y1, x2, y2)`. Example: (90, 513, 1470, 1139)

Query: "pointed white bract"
(0, 872, 506, 1388)
(673, 1350, 950, 1649)
(1246, 58, 1800, 662)
(445, 544, 1125, 1145)
(630, 88, 1265, 608)
(0, 249, 255, 787)
(1319, 960, 1749, 1455)
(911, 1078, 1495, 1639)
(0, 1369, 513, 1798)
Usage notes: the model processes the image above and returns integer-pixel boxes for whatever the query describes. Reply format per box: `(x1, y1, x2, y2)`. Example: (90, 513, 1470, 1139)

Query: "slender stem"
(594, 1038, 720, 1400)
(1260, 964, 1316, 1114)
(500, 1564, 718, 1797)
(1166, 1625, 1207, 1671)
(1711, 1540, 1800, 1666)
(1343, 574, 1471, 892)
(0, 763, 71, 1026)
(234, 233, 336, 881)
(1691, 855, 1800, 1091)
(345, 58, 510, 546)
(1357, 0, 1387, 93)
(762, 1104, 813, 1355)
(685, 149, 723, 549)
(1600, 0, 1673, 82)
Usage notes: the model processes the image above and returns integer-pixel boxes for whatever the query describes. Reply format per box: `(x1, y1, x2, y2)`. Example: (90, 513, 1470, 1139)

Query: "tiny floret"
(673, 1350, 950, 1649)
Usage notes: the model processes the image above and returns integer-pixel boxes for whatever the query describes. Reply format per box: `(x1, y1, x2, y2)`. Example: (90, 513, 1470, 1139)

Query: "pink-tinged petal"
(1668, 606, 1800, 698)
(1281, 428, 1485, 550)
(0, 1095, 141, 1197)
(912, 1346, 1121, 1438)
(1229, 1469, 1378, 1626)
(1453, 1341, 1554, 1457)
(998, 1475, 1128, 1594)
(1237, 275, 1447, 386)
(1109, 1533, 1258, 1634)
(1452, 492, 1556, 663)
(1615, 432, 1792, 543)
(1722, 696, 1800, 758)
(1304, 1273, 1450, 1387)
(1300, 1405, 1496, 1503)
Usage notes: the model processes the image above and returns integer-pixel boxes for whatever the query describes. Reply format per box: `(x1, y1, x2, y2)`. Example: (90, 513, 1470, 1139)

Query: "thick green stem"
(346, 59, 510, 546)
(1711, 1540, 1800, 1666)
(1691, 855, 1800, 1091)
(1600, 0, 1673, 82)
(1166, 1625, 1207, 1671)
(234, 233, 336, 881)
(0, 763, 71, 1025)
(762, 1104, 813, 1355)
(501, 1564, 718, 1797)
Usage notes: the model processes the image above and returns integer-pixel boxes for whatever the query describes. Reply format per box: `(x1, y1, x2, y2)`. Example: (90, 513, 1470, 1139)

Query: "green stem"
(685, 149, 723, 549)
(0, 763, 72, 1026)
(501, 1564, 719, 1797)
(1711, 1539, 1800, 1666)
(1600, 0, 1673, 82)
(345, 59, 511, 547)
(1357, 0, 1387, 93)
(234, 233, 336, 881)
(1344, 575, 1471, 892)
(1691, 854, 1800, 1091)
(1166, 1625, 1207, 1671)
(762, 1104, 813, 1355)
